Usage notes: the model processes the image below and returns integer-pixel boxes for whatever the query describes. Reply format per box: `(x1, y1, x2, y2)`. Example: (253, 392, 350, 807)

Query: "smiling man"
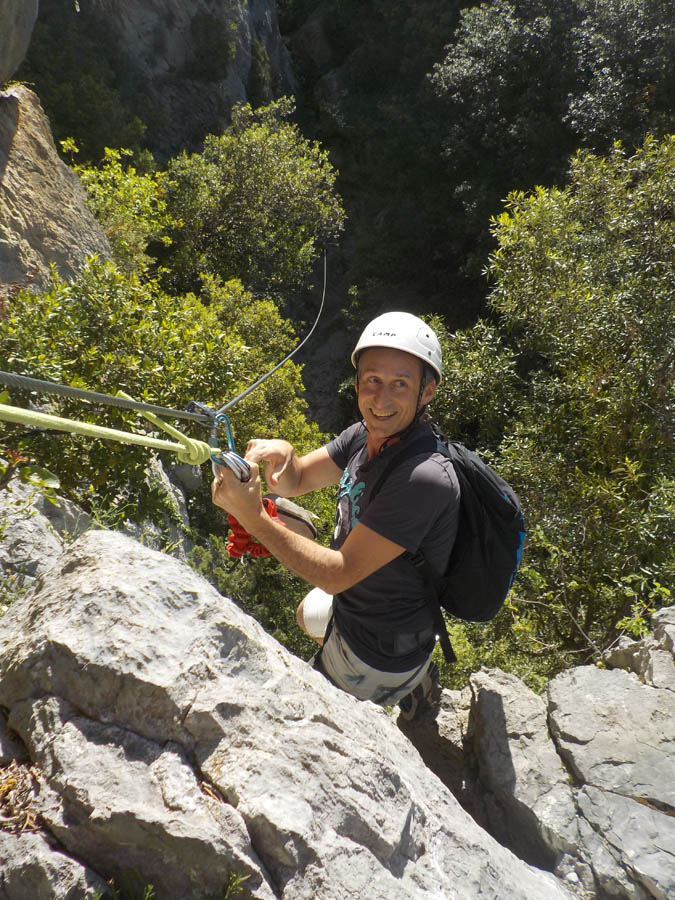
(211, 312, 460, 717)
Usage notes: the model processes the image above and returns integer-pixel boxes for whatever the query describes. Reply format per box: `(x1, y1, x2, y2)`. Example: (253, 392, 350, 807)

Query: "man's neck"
(366, 417, 427, 460)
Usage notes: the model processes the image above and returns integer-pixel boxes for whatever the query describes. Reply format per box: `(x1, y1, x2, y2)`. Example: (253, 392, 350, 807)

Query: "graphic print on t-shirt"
(335, 467, 366, 539)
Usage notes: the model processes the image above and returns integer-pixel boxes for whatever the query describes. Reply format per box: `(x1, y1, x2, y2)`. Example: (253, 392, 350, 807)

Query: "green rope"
(0, 402, 214, 465)
(0, 370, 210, 424)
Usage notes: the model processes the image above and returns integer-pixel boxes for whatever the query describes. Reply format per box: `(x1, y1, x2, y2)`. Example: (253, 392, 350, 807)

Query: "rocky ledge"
(0, 485, 673, 899)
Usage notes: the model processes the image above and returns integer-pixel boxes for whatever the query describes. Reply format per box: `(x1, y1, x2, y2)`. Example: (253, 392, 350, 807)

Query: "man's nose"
(377, 383, 393, 404)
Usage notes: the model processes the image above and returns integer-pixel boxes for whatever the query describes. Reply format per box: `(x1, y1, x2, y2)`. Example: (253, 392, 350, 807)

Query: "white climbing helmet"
(351, 312, 442, 383)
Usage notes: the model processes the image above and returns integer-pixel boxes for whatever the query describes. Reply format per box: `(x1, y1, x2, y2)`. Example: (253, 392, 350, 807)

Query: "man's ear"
(421, 379, 437, 406)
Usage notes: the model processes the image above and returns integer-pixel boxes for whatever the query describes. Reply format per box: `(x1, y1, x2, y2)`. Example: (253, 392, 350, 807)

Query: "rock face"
(0, 528, 573, 900)
(0, 84, 111, 295)
(0, 0, 38, 84)
(88, 0, 298, 157)
(403, 624, 675, 900)
(0, 487, 673, 900)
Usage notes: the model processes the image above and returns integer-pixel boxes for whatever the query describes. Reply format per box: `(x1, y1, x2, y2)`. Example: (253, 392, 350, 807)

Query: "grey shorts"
(316, 620, 434, 706)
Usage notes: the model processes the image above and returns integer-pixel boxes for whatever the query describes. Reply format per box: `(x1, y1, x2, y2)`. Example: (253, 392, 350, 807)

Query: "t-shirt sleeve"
(326, 422, 365, 470)
(359, 455, 459, 553)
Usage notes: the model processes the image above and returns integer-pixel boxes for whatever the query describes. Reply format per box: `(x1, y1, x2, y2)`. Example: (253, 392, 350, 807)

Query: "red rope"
(226, 497, 285, 558)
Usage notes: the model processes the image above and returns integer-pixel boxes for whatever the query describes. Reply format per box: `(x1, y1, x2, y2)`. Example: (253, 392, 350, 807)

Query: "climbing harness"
(0, 251, 328, 479)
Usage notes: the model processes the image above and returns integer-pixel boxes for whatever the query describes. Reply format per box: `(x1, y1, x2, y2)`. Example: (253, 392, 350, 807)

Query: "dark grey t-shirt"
(326, 421, 460, 671)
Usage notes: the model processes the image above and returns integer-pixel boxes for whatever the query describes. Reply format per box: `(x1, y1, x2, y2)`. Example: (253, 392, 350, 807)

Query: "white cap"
(351, 312, 442, 383)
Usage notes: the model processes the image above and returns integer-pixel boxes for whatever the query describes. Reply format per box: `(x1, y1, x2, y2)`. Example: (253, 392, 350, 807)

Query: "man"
(212, 312, 460, 715)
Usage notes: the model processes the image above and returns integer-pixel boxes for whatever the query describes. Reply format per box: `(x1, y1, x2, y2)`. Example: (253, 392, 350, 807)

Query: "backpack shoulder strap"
(367, 424, 458, 664)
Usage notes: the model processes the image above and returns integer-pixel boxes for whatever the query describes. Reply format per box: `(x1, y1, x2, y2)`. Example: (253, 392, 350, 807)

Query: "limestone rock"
(0, 529, 575, 900)
(0, 479, 65, 581)
(652, 606, 675, 653)
(548, 666, 675, 809)
(0, 708, 26, 766)
(549, 664, 675, 899)
(0, 85, 111, 296)
(0, 829, 108, 899)
(467, 668, 579, 868)
(603, 635, 675, 692)
(396, 685, 471, 798)
(0, 476, 91, 611)
(3, 484, 674, 899)
(88, 0, 298, 157)
(8, 696, 275, 900)
(577, 785, 675, 900)
(0, 1, 38, 84)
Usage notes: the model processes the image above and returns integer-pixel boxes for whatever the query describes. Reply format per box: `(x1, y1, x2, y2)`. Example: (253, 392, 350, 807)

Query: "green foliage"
(430, 316, 521, 451)
(430, 0, 580, 276)
(432, 136, 674, 685)
(0, 446, 60, 495)
(294, 0, 469, 320)
(68, 143, 174, 277)
(429, 0, 675, 275)
(567, 0, 675, 144)
(489, 136, 674, 478)
(222, 871, 250, 900)
(160, 98, 345, 297)
(94, 867, 249, 899)
(0, 262, 325, 525)
(98, 876, 156, 900)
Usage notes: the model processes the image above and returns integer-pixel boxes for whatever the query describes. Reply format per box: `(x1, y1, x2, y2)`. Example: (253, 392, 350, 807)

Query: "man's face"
(356, 347, 436, 441)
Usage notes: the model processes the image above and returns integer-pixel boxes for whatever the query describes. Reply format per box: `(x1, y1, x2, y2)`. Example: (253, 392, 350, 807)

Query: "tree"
(69, 144, 174, 277)
(430, 0, 675, 276)
(431, 136, 674, 688)
(16, 0, 147, 163)
(0, 262, 326, 520)
(430, 0, 580, 273)
(160, 98, 345, 297)
(567, 0, 675, 144)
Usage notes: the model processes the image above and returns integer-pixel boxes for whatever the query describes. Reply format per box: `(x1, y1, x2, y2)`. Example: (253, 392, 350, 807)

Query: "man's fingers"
(245, 439, 271, 463)
(269, 457, 288, 484)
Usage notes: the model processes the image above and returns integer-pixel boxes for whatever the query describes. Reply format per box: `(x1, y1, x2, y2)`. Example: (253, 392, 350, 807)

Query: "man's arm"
(245, 440, 342, 497)
(211, 463, 405, 594)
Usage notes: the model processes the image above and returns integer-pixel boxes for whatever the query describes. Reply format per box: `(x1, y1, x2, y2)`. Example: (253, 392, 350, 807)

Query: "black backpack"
(368, 425, 526, 663)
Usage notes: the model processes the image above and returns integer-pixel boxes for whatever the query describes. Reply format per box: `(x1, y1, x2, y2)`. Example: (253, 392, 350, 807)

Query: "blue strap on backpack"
(368, 425, 526, 664)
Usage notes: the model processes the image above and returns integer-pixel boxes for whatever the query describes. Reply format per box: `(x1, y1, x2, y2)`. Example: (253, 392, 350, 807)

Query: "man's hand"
(211, 458, 265, 533)
(246, 440, 342, 497)
(245, 439, 296, 492)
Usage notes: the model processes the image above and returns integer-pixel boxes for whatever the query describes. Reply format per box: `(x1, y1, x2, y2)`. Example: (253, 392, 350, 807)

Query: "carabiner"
(210, 413, 251, 482)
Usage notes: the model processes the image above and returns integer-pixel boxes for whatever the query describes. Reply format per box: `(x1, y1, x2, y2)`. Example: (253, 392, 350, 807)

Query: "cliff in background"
(0, 0, 38, 84)
(84, 0, 297, 158)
